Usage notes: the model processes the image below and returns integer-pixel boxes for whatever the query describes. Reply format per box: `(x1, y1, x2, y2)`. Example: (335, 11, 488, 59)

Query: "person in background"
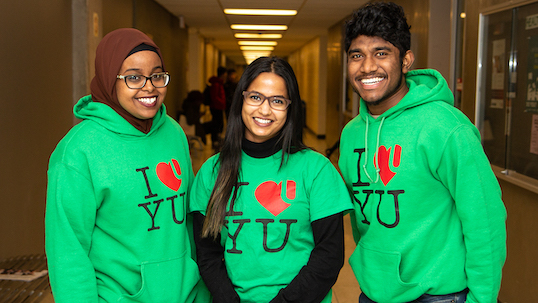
(224, 68, 238, 119)
(208, 66, 227, 150)
(182, 90, 207, 144)
(45, 28, 208, 302)
(338, 2, 507, 303)
(190, 56, 353, 303)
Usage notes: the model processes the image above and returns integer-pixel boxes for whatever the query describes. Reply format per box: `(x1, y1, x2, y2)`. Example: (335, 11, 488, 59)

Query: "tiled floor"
(189, 130, 362, 302)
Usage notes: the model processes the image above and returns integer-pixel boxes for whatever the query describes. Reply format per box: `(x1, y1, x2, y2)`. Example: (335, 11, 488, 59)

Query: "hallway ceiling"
(154, 0, 368, 64)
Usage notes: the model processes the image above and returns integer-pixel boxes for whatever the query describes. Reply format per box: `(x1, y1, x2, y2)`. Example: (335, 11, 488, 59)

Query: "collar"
(242, 136, 282, 158)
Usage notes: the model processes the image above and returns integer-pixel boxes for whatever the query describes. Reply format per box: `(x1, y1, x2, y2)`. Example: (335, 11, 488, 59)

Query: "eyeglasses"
(117, 72, 170, 89)
(242, 91, 291, 111)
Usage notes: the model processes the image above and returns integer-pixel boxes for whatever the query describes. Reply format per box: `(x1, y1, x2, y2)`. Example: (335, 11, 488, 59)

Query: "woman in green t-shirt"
(190, 56, 353, 303)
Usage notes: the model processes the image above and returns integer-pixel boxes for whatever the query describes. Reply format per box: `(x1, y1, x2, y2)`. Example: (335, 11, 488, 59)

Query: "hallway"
(4, 0, 538, 301)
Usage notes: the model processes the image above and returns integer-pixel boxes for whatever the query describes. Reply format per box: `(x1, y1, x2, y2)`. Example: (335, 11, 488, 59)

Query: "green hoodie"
(338, 69, 506, 303)
(46, 96, 208, 302)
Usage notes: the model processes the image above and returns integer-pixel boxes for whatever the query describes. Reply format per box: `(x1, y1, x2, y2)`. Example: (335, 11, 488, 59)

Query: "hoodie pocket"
(349, 243, 421, 302)
(118, 252, 200, 303)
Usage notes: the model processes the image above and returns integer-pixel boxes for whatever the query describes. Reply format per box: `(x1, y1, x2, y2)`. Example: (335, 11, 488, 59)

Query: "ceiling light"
(243, 51, 272, 57)
(240, 46, 275, 51)
(243, 49, 274, 64)
(231, 24, 288, 31)
(238, 41, 278, 46)
(224, 9, 297, 16)
(235, 33, 283, 39)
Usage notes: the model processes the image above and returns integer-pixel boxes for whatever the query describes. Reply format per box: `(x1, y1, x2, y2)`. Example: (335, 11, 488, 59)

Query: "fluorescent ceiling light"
(243, 51, 272, 57)
(231, 24, 288, 31)
(224, 9, 297, 16)
(238, 41, 278, 46)
(235, 33, 283, 39)
(240, 46, 275, 51)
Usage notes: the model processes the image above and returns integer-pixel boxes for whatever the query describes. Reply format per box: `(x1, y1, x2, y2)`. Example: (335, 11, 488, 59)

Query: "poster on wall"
(531, 115, 538, 155)
(527, 35, 538, 113)
(491, 39, 505, 109)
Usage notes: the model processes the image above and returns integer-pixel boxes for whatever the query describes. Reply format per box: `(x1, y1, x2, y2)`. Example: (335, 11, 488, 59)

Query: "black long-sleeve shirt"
(193, 211, 345, 303)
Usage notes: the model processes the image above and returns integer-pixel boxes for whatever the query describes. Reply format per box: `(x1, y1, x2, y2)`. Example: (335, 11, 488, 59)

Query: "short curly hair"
(344, 2, 411, 60)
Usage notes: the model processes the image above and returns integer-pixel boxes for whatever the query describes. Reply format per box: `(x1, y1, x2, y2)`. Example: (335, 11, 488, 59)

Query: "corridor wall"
(462, 0, 538, 301)
(0, 0, 189, 258)
(102, 0, 189, 118)
(0, 0, 73, 258)
(289, 36, 328, 138)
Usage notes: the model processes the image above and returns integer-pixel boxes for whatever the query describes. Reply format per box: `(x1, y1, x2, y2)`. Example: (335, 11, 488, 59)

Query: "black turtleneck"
(242, 135, 282, 158)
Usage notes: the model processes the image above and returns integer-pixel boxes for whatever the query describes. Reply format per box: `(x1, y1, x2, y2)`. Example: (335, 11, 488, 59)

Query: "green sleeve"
(348, 212, 361, 245)
(308, 159, 353, 222)
(45, 162, 99, 302)
(338, 127, 362, 245)
(436, 125, 507, 303)
(189, 156, 218, 214)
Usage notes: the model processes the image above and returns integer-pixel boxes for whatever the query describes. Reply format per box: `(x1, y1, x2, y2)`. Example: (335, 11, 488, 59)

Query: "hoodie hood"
(74, 95, 167, 137)
(358, 69, 454, 183)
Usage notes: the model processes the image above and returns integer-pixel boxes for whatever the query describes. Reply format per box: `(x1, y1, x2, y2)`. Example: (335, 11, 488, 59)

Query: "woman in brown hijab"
(45, 28, 209, 302)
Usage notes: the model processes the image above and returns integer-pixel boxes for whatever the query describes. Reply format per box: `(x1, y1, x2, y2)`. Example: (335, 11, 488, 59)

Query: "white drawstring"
(362, 116, 385, 183)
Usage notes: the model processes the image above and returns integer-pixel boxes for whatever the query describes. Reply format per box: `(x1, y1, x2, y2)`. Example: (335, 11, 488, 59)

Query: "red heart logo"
(374, 145, 401, 186)
(255, 181, 291, 216)
(156, 159, 182, 191)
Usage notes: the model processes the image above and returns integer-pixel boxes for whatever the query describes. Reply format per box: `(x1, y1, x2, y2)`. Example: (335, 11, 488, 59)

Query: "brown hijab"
(90, 28, 165, 134)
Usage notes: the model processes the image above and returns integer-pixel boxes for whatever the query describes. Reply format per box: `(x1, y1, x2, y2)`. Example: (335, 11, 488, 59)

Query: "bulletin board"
(476, 0, 538, 184)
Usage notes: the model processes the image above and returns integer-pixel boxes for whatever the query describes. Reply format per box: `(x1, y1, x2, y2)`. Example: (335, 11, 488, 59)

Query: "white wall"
(289, 35, 328, 137)
(428, 0, 452, 80)
(187, 28, 206, 92)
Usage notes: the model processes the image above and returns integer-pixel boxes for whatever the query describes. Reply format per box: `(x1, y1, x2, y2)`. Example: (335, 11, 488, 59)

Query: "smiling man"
(338, 2, 507, 303)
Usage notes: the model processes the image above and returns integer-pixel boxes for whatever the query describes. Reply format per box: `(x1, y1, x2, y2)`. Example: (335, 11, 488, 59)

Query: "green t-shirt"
(190, 149, 353, 303)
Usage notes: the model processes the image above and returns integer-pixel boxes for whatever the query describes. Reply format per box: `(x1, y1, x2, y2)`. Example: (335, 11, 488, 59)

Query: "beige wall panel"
(290, 38, 321, 135)
(0, 0, 73, 258)
(133, 0, 188, 118)
(326, 22, 345, 148)
(498, 180, 538, 302)
(393, 0, 430, 69)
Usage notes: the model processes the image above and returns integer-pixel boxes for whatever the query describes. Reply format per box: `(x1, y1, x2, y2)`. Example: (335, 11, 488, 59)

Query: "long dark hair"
(202, 56, 307, 238)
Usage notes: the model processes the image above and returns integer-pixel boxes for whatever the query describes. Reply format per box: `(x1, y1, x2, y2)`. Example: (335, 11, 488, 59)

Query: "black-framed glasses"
(242, 91, 291, 111)
(117, 72, 170, 89)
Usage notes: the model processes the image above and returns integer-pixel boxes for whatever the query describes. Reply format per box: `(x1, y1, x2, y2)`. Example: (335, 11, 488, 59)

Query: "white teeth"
(254, 117, 272, 124)
(138, 97, 157, 104)
(361, 77, 384, 85)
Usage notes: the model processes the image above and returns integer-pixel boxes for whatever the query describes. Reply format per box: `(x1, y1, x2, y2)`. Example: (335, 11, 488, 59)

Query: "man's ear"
(402, 50, 415, 74)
